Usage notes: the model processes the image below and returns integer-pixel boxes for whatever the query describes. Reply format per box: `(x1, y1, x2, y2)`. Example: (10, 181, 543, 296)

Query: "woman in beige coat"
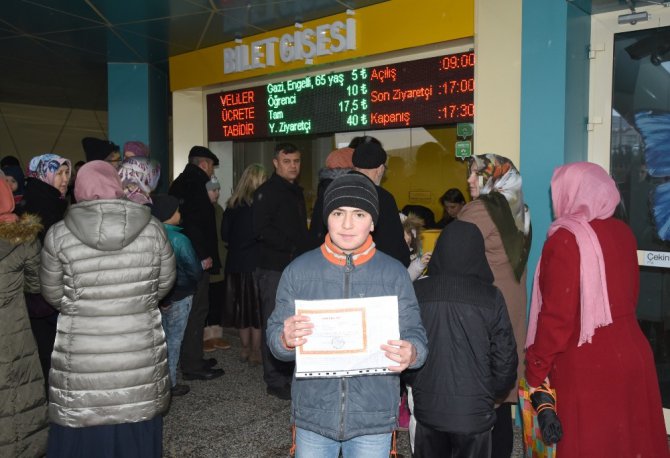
(0, 178, 48, 458)
(40, 161, 176, 458)
(458, 154, 531, 458)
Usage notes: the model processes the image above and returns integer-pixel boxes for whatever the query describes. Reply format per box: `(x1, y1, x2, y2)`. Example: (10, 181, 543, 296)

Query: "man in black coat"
(169, 146, 223, 380)
(252, 142, 315, 400)
(350, 139, 410, 267)
(407, 220, 518, 457)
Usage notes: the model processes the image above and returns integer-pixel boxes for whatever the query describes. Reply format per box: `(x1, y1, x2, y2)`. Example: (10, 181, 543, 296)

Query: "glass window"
(611, 25, 670, 407)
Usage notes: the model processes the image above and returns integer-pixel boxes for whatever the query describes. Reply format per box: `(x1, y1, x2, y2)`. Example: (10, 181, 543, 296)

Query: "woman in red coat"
(525, 162, 668, 457)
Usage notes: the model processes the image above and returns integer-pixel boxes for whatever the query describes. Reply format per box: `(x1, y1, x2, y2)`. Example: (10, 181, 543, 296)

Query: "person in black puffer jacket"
(407, 220, 518, 458)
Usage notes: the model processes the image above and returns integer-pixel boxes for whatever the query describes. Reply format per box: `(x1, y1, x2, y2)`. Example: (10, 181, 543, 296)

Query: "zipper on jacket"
(344, 253, 353, 298)
(339, 254, 353, 439)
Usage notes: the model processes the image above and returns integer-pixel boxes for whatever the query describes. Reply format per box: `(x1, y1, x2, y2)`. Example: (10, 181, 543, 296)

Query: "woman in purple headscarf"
(123, 140, 150, 158)
(524, 162, 667, 457)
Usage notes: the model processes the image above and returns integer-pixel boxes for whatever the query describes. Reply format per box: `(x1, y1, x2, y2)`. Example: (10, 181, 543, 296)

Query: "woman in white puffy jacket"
(40, 161, 176, 458)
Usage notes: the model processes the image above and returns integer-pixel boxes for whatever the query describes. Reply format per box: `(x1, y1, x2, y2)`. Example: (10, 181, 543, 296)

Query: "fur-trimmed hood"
(0, 213, 42, 259)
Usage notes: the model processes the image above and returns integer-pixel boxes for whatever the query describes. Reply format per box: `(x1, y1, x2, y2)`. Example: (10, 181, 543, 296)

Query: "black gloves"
(530, 382, 563, 445)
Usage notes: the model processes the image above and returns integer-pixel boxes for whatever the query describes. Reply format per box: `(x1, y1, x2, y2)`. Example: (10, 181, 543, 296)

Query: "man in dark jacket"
(350, 138, 410, 267)
(252, 142, 315, 400)
(169, 146, 223, 380)
(407, 220, 517, 458)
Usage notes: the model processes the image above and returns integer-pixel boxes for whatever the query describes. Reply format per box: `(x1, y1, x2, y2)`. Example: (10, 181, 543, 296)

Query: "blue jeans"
(295, 427, 391, 458)
(160, 296, 192, 386)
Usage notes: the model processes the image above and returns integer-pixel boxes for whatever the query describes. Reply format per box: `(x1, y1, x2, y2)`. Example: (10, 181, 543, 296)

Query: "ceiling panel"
(20, 0, 103, 22)
(89, 0, 210, 24)
(0, 1, 101, 34)
(0, 0, 388, 110)
(31, 27, 109, 60)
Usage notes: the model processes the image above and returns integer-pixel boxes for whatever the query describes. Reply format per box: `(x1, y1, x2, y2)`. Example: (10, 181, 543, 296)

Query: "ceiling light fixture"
(618, 10, 649, 24)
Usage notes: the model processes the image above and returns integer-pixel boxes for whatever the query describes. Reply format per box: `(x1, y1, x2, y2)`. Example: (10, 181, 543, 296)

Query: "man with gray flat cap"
(169, 146, 224, 381)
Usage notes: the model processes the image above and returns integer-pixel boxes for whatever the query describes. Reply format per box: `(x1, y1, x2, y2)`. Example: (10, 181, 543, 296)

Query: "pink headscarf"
(0, 179, 18, 223)
(74, 161, 125, 202)
(526, 162, 620, 348)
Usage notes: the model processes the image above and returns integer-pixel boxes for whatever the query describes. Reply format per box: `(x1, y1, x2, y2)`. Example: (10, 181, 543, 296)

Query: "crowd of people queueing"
(1, 135, 668, 458)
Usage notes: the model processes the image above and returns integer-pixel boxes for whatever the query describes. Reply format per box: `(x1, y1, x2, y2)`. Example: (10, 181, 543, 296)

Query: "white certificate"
(294, 296, 399, 378)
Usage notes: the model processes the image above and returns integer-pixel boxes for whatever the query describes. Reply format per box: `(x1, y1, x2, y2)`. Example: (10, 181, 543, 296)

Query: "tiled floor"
(163, 333, 524, 457)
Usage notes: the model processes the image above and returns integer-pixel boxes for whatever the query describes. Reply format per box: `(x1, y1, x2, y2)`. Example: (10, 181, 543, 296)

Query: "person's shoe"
(204, 357, 217, 368)
(182, 368, 225, 381)
(170, 384, 190, 396)
(266, 384, 291, 401)
(203, 339, 216, 353)
(212, 337, 231, 350)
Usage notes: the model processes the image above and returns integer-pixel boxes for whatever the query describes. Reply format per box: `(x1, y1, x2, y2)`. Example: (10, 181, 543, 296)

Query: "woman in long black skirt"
(221, 164, 267, 365)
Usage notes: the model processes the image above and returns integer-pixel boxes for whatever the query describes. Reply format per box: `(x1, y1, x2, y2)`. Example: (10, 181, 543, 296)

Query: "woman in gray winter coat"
(0, 178, 48, 458)
(40, 161, 176, 458)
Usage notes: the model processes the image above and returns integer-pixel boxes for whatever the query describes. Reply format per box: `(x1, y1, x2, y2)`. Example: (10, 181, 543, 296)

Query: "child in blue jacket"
(151, 194, 202, 396)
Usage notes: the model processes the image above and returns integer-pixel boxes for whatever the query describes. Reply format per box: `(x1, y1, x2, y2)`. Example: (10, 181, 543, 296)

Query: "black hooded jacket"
(407, 220, 518, 435)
